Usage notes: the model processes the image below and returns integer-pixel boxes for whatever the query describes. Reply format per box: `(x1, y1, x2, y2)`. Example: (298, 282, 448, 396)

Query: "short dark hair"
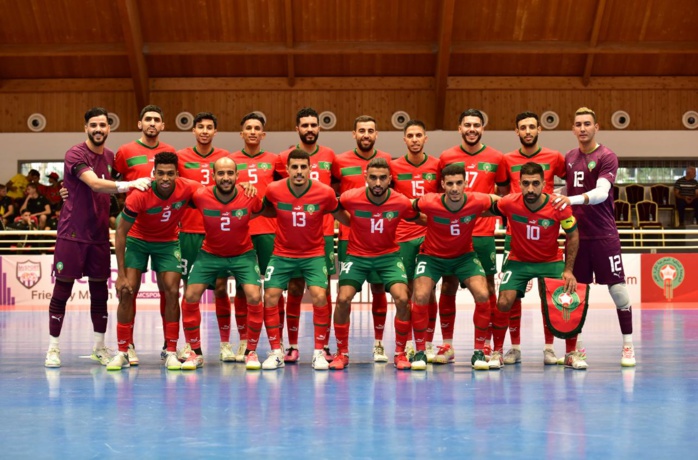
(296, 107, 319, 126)
(354, 115, 377, 130)
(287, 148, 310, 165)
(154, 152, 179, 170)
(441, 164, 465, 179)
(28, 169, 40, 178)
(515, 111, 539, 128)
(193, 112, 218, 129)
(26, 183, 38, 191)
(84, 107, 109, 123)
(458, 109, 484, 125)
(404, 119, 426, 133)
(240, 112, 266, 127)
(139, 105, 164, 120)
(367, 157, 390, 171)
(520, 161, 544, 179)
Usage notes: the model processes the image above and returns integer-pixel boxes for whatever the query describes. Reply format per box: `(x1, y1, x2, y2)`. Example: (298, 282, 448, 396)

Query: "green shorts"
(338, 253, 407, 291)
(499, 260, 564, 298)
(265, 256, 328, 290)
(473, 236, 497, 275)
(338, 240, 383, 284)
(125, 237, 182, 273)
(414, 252, 486, 284)
(179, 232, 204, 282)
(188, 250, 261, 287)
(324, 235, 337, 276)
(251, 233, 275, 273)
(503, 234, 512, 265)
(398, 236, 424, 281)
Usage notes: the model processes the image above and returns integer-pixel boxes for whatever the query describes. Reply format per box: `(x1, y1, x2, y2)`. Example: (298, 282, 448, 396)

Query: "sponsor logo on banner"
(651, 257, 685, 301)
(16, 260, 41, 289)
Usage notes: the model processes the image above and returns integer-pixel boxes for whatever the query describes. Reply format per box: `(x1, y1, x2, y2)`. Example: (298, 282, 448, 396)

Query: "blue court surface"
(1, 305, 695, 459)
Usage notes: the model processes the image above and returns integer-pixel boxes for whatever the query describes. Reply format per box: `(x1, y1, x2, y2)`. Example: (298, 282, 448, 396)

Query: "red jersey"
(264, 179, 338, 258)
(416, 192, 492, 258)
(495, 193, 577, 263)
(339, 188, 417, 257)
(495, 147, 566, 194)
(122, 177, 200, 242)
(229, 149, 278, 236)
(391, 154, 441, 242)
(114, 140, 176, 181)
(192, 185, 263, 257)
(177, 146, 231, 234)
(276, 145, 336, 236)
(332, 149, 393, 241)
(438, 144, 503, 237)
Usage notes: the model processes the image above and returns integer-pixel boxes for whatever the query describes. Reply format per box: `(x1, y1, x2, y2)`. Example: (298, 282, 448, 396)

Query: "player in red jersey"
(275, 108, 337, 363)
(332, 115, 394, 363)
(490, 162, 584, 370)
(410, 164, 498, 370)
(179, 157, 264, 370)
(390, 120, 441, 361)
(107, 152, 200, 371)
(249, 149, 343, 371)
(552, 107, 636, 367)
(330, 157, 420, 371)
(228, 112, 280, 362)
(436, 109, 504, 364)
(44, 107, 151, 369)
(112, 105, 177, 366)
(176, 112, 236, 363)
(494, 111, 567, 366)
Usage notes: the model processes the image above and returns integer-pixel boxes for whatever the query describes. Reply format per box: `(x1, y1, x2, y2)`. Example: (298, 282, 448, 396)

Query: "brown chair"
(612, 184, 620, 201)
(614, 200, 634, 246)
(635, 200, 664, 246)
(650, 184, 678, 227)
(624, 184, 646, 209)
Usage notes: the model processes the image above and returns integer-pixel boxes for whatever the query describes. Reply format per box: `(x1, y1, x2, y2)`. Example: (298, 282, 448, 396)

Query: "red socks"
(215, 296, 231, 343)
(439, 293, 456, 341)
(334, 321, 350, 354)
(372, 293, 388, 340)
(313, 303, 330, 350)
(286, 294, 303, 345)
(234, 293, 248, 340)
(246, 302, 264, 351)
(412, 302, 429, 351)
(181, 300, 201, 349)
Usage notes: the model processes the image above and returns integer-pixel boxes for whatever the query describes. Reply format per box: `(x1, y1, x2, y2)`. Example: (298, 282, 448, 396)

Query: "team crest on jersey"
(587, 161, 596, 172)
(423, 173, 436, 180)
(235, 210, 244, 219)
(461, 216, 473, 223)
(539, 219, 553, 228)
(306, 204, 316, 215)
(385, 212, 395, 221)
(259, 163, 271, 170)
(17, 260, 41, 289)
(172, 202, 182, 210)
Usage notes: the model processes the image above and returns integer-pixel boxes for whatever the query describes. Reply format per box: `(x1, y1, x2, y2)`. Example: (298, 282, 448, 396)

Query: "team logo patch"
(587, 161, 596, 172)
(174, 250, 182, 261)
(539, 219, 553, 228)
(322, 266, 328, 276)
(17, 260, 41, 289)
(551, 287, 581, 321)
(306, 204, 316, 215)
(542, 278, 589, 339)
(397, 261, 405, 270)
(56, 261, 64, 273)
(652, 257, 684, 301)
(385, 212, 395, 221)
(254, 265, 261, 275)
(235, 210, 244, 219)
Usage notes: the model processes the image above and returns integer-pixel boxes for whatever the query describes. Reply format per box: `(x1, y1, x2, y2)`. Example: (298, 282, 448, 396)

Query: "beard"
(88, 131, 107, 146)
(519, 134, 538, 148)
(300, 131, 318, 145)
(461, 132, 481, 147)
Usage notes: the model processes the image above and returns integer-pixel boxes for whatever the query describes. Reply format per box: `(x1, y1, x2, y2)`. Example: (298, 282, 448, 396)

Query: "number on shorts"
(292, 212, 306, 227)
(415, 261, 427, 275)
(526, 225, 540, 240)
(609, 255, 622, 273)
(161, 210, 171, 222)
(264, 266, 274, 282)
(221, 215, 230, 231)
(500, 270, 512, 284)
(180, 258, 189, 276)
(340, 262, 353, 274)
(371, 218, 384, 233)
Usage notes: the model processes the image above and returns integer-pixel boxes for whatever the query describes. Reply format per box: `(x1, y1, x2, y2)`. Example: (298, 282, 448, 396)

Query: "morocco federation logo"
(551, 287, 581, 321)
(652, 257, 684, 301)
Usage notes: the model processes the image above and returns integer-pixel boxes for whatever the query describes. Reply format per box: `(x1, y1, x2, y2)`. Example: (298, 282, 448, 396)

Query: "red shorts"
(53, 239, 111, 280)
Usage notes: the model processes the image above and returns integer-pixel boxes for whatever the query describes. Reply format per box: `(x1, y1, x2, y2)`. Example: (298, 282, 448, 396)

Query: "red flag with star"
(541, 278, 589, 339)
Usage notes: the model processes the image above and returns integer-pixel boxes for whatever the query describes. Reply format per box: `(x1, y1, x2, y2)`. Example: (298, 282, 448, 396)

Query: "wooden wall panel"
(145, 56, 288, 78)
(294, 55, 437, 77)
(0, 57, 132, 79)
(1, 87, 697, 132)
(591, 54, 698, 77)
(449, 54, 585, 77)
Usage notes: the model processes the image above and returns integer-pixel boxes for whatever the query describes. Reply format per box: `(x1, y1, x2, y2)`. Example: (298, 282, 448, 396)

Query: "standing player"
(330, 157, 420, 371)
(177, 112, 235, 362)
(106, 152, 200, 371)
(491, 162, 583, 369)
(247, 149, 341, 371)
(113, 105, 176, 365)
(411, 164, 497, 370)
(45, 107, 150, 368)
(552, 107, 636, 367)
(495, 111, 567, 365)
(229, 113, 279, 362)
(179, 157, 264, 370)
(437, 109, 504, 364)
(275, 107, 337, 362)
(390, 120, 441, 361)
(332, 115, 393, 363)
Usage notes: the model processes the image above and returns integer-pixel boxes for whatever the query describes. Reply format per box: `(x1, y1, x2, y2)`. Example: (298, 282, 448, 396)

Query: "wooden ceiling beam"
(284, 0, 295, 87)
(116, 0, 149, 109)
(582, 0, 609, 86)
(0, 44, 127, 57)
(434, 0, 456, 130)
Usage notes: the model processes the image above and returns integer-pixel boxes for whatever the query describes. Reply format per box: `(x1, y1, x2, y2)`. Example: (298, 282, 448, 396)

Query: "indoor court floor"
(0, 303, 695, 459)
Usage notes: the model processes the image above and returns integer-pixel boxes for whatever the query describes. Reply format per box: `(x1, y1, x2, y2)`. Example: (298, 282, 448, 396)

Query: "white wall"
(2, 129, 697, 181)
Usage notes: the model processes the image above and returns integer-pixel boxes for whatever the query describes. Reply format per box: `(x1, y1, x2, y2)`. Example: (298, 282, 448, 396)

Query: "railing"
(1, 228, 697, 254)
